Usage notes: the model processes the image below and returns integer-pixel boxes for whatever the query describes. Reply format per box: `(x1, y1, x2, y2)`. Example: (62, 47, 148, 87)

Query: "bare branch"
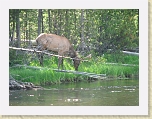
(9, 47, 88, 62)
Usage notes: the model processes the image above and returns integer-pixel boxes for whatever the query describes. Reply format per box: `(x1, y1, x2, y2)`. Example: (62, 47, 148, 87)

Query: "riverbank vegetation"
(9, 9, 139, 86)
(9, 53, 139, 85)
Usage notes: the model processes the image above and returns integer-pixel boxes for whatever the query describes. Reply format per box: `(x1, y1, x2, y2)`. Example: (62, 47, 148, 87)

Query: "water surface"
(9, 79, 139, 106)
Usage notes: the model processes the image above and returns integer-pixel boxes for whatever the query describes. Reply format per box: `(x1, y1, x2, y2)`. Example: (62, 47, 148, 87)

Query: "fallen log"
(10, 65, 107, 80)
(9, 46, 88, 62)
(122, 51, 139, 56)
(53, 69, 106, 79)
(105, 63, 138, 67)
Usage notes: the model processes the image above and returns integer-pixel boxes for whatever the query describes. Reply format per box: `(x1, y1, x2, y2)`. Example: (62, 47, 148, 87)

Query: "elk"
(35, 33, 81, 71)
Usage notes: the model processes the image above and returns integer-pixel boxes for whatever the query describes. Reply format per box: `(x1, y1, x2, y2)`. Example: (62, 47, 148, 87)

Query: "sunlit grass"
(9, 53, 139, 85)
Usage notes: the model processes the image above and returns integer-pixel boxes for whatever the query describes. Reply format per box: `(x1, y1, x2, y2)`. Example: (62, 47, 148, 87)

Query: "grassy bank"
(9, 53, 139, 86)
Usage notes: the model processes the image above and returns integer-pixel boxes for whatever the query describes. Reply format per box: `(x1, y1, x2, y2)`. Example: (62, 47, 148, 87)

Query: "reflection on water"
(9, 79, 139, 106)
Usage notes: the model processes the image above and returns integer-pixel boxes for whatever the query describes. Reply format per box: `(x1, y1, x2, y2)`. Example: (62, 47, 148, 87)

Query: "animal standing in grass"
(35, 33, 81, 70)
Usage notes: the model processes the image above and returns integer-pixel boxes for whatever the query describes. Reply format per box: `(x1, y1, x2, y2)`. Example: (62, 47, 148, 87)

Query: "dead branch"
(122, 51, 139, 56)
(105, 63, 138, 67)
(9, 46, 88, 62)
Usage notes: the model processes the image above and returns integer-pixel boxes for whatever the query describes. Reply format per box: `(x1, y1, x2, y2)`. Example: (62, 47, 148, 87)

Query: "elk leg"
(36, 45, 44, 66)
(38, 53, 44, 66)
(61, 58, 64, 70)
(40, 53, 44, 66)
(58, 57, 61, 70)
(58, 56, 64, 70)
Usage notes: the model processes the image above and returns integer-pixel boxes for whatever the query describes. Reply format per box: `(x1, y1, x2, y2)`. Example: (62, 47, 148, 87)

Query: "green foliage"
(9, 54, 139, 86)
(104, 53, 139, 64)
(9, 49, 24, 66)
(9, 9, 139, 85)
(9, 9, 139, 55)
(10, 67, 77, 85)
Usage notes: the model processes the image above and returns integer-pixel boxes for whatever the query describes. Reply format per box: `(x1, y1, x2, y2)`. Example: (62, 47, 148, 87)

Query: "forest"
(9, 9, 139, 55)
(9, 9, 139, 86)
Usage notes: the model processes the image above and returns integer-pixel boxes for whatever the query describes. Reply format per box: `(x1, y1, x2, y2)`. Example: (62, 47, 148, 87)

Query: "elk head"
(73, 56, 81, 71)
(73, 53, 91, 71)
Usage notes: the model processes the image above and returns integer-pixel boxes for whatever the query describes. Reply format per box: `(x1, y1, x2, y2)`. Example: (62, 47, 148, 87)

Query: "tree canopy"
(9, 9, 139, 56)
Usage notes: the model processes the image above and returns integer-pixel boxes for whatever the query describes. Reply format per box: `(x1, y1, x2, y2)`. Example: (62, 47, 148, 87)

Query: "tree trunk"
(80, 9, 85, 55)
(53, 10, 57, 34)
(28, 22, 31, 41)
(65, 10, 69, 37)
(38, 9, 42, 35)
(16, 9, 21, 48)
(9, 10, 16, 41)
(41, 10, 44, 33)
(9, 12, 11, 40)
(58, 9, 61, 35)
(25, 11, 28, 40)
(48, 9, 51, 33)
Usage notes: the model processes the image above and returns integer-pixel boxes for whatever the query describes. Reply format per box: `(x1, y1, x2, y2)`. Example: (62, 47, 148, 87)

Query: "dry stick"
(122, 51, 139, 56)
(9, 46, 88, 62)
(105, 63, 138, 67)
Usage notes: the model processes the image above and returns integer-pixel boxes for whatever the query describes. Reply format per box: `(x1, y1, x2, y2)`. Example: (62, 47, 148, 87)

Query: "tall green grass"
(104, 53, 139, 64)
(9, 53, 139, 85)
(9, 67, 78, 85)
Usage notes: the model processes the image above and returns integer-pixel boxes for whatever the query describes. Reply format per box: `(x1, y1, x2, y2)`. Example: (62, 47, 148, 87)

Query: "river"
(9, 79, 139, 106)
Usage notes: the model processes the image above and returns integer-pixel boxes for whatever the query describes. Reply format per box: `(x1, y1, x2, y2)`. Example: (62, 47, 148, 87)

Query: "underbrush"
(9, 52, 139, 85)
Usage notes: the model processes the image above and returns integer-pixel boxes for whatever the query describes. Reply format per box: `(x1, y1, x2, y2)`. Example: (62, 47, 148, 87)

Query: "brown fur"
(35, 33, 80, 70)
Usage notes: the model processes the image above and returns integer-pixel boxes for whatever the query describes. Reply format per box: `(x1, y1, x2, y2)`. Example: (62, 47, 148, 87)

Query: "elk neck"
(69, 46, 77, 58)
